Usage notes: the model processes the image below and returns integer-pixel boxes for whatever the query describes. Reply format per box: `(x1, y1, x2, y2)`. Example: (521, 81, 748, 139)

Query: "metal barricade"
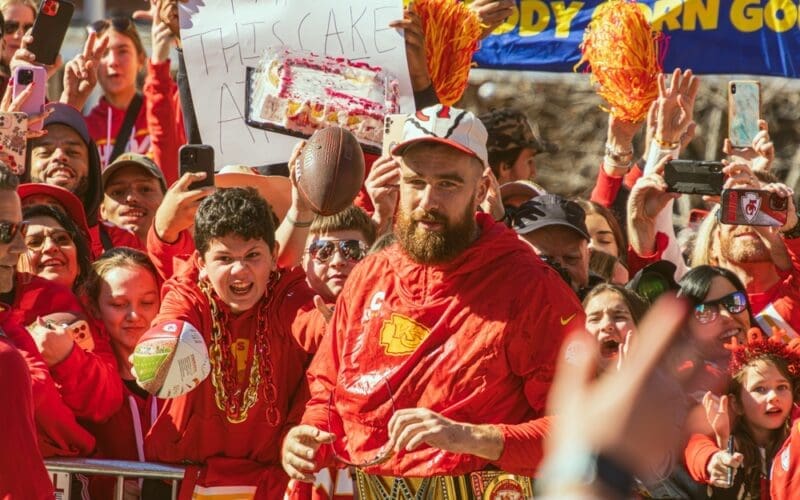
(45, 458, 185, 500)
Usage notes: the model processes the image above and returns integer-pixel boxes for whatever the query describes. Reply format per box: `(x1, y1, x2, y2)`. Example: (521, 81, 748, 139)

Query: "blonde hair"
(690, 204, 720, 267)
(0, 0, 37, 16)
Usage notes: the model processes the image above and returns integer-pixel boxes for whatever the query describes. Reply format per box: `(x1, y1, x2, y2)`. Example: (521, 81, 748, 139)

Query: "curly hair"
(194, 187, 277, 256)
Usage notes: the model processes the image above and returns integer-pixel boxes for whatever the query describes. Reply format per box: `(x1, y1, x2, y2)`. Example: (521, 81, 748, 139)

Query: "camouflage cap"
(479, 109, 558, 156)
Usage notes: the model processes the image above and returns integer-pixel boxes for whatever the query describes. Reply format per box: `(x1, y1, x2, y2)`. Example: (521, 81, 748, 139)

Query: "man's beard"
(31, 169, 90, 201)
(720, 229, 770, 264)
(395, 202, 477, 264)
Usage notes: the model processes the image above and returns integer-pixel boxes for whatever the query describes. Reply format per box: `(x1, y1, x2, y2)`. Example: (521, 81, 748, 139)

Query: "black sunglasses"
(3, 20, 33, 36)
(308, 239, 368, 263)
(0, 220, 27, 244)
(694, 291, 749, 324)
(87, 16, 133, 35)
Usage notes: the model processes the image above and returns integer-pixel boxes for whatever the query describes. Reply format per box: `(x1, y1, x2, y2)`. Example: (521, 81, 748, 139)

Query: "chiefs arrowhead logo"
(379, 314, 430, 356)
(742, 191, 761, 223)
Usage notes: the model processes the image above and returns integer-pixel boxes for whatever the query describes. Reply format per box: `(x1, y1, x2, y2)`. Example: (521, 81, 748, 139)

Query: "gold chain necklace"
(199, 275, 281, 425)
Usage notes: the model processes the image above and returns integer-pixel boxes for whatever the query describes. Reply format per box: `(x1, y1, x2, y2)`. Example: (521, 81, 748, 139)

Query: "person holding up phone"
(0, 0, 36, 84)
(4, 0, 68, 82)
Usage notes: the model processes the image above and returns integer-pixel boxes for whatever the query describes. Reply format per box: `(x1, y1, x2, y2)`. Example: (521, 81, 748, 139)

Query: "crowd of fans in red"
(2, 0, 800, 499)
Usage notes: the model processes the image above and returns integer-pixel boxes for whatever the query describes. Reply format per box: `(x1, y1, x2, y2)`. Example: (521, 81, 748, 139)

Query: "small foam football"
(132, 320, 210, 398)
(298, 126, 365, 215)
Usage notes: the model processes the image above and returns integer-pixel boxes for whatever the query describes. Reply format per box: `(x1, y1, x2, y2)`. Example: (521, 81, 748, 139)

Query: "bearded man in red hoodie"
(282, 105, 584, 498)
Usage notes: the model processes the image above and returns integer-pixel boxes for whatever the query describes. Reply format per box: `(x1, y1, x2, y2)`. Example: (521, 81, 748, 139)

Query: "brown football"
(297, 126, 365, 215)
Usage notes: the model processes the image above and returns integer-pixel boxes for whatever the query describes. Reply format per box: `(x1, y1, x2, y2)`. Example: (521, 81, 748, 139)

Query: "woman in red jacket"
(85, 247, 162, 499)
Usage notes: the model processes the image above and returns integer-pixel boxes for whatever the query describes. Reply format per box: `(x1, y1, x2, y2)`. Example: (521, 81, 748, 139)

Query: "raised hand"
(9, 32, 63, 82)
(154, 172, 215, 243)
(151, 4, 177, 64)
(655, 69, 699, 147)
(60, 31, 109, 110)
(0, 77, 52, 140)
(365, 155, 401, 236)
(468, 0, 515, 39)
(480, 167, 504, 222)
(389, 5, 429, 92)
(702, 391, 731, 448)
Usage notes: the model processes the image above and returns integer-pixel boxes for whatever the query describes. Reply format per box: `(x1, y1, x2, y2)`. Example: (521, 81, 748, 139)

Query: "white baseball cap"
(391, 105, 489, 169)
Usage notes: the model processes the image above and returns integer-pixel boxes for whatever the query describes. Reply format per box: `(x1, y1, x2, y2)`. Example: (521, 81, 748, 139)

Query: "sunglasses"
(0, 220, 27, 244)
(694, 291, 749, 324)
(87, 17, 133, 35)
(24, 228, 74, 251)
(3, 21, 33, 35)
(327, 379, 395, 468)
(308, 239, 368, 264)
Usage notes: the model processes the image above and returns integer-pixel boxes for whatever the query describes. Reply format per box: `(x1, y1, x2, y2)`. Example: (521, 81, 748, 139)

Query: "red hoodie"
(143, 258, 322, 498)
(0, 273, 123, 456)
(85, 95, 151, 170)
(0, 332, 55, 499)
(301, 214, 583, 477)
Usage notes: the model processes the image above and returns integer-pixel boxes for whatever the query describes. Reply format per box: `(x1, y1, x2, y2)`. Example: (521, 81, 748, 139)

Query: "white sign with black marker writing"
(179, 0, 414, 167)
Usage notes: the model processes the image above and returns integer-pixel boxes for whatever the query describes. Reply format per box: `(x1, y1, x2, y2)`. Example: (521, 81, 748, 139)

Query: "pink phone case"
(12, 65, 46, 130)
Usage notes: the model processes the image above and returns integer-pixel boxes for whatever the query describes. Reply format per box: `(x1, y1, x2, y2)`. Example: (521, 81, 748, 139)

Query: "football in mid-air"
(297, 126, 365, 215)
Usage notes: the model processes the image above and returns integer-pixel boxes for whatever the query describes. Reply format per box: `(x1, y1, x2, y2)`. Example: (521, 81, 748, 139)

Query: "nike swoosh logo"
(560, 314, 576, 326)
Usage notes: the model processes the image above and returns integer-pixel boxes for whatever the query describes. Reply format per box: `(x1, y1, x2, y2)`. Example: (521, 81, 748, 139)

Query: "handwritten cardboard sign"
(179, 0, 414, 168)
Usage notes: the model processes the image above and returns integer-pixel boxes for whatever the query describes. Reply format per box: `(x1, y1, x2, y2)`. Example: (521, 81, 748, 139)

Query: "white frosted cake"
(249, 49, 400, 149)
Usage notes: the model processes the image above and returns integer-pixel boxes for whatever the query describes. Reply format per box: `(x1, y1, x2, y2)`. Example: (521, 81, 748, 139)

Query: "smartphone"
(0, 112, 27, 175)
(179, 144, 215, 190)
(728, 80, 761, 149)
(382, 114, 406, 156)
(664, 160, 724, 195)
(12, 65, 46, 130)
(719, 188, 788, 227)
(65, 320, 94, 352)
(32, 315, 94, 352)
(26, 0, 74, 66)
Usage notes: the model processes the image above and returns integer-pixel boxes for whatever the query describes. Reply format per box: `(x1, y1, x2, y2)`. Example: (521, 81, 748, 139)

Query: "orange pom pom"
(575, 0, 666, 123)
(413, 0, 484, 106)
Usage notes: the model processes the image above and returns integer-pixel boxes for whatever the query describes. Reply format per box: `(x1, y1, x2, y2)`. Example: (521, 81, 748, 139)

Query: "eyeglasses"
(694, 291, 749, 324)
(3, 21, 33, 35)
(24, 228, 74, 251)
(327, 378, 395, 468)
(308, 239, 368, 264)
(87, 17, 133, 35)
(0, 220, 27, 244)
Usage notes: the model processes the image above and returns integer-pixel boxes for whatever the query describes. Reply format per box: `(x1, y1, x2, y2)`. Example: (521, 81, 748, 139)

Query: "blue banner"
(473, 0, 800, 77)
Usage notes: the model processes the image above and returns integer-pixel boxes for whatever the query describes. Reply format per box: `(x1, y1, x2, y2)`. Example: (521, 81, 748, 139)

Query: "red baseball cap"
(18, 183, 91, 240)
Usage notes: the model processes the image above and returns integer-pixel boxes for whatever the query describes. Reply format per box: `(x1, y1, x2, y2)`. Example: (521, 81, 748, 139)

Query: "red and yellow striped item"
(575, 0, 667, 123)
(412, 0, 484, 106)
